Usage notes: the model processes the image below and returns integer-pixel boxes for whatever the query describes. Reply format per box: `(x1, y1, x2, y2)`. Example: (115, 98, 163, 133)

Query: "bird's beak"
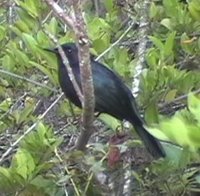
(43, 48, 56, 53)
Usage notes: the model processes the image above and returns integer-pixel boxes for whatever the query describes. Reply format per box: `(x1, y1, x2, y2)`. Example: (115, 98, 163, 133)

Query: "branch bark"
(72, 0, 95, 150)
(132, 0, 150, 97)
(44, 0, 95, 151)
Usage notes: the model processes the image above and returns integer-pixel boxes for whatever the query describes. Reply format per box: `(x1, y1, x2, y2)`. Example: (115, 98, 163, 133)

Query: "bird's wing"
(92, 61, 133, 120)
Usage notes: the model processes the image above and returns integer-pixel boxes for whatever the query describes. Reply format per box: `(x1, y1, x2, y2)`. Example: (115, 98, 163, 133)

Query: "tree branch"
(44, 0, 74, 30)
(43, 29, 84, 103)
(132, 0, 150, 97)
(72, 0, 95, 150)
(43, 0, 95, 151)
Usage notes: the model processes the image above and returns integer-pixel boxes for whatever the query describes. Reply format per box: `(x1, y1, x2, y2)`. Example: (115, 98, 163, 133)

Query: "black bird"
(46, 42, 165, 158)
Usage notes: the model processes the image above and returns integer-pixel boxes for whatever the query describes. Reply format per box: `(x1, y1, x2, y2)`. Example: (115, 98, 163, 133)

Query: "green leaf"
(188, 93, 200, 123)
(9, 25, 22, 37)
(113, 48, 129, 75)
(88, 17, 111, 41)
(188, 126, 200, 147)
(38, 48, 57, 69)
(93, 38, 109, 53)
(16, 98, 35, 124)
(99, 113, 121, 131)
(0, 167, 25, 193)
(2, 54, 15, 70)
(14, 49, 29, 66)
(103, 0, 114, 12)
(150, 111, 200, 151)
(149, 36, 164, 51)
(149, 3, 158, 19)
(22, 33, 38, 52)
(45, 17, 58, 35)
(189, 1, 200, 21)
(160, 18, 173, 30)
(181, 33, 194, 54)
(15, 20, 30, 33)
(31, 175, 61, 196)
(37, 122, 47, 142)
(0, 98, 12, 111)
(161, 142, 183, 163)
(0, 167, 11, 179)
(164, 89, 177, 102)
(146, 48, 159, 67)
(163, 0, 179, 17)
(160, 116, 191, 147)
(145, 102, 159, 124)
(146, 126, 169, 141)
(90, 161, 104, 174)
(18, 0, 40, 18)
(37, 31, 49, 46)
(0, 167, 13, 192)
(29, 61, 57, 84)
(0, 26, 6, 41)
(164, 31, 176, 57)
(16, 8, 38, 30)
(12, 149, 35, 179)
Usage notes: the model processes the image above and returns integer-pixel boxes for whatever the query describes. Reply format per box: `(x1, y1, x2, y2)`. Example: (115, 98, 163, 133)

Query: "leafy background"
(1, 0, 200, 195)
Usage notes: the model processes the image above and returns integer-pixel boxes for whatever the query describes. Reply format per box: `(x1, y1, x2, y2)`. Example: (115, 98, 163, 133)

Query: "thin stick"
(43, 29, 84, 103)
(95, 24, 133, 61)
(0, 69, 57, 92)
(0, 93, 64, 164)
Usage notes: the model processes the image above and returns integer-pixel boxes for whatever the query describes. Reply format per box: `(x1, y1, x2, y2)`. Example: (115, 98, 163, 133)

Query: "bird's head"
(44, 42, 79, 67)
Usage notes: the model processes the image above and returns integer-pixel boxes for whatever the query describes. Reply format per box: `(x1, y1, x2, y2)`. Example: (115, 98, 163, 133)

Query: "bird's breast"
(58, 64, 82, 108)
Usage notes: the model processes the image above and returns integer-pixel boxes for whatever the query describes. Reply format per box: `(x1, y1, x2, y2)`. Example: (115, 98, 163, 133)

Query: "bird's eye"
(67, 49, 72, 53)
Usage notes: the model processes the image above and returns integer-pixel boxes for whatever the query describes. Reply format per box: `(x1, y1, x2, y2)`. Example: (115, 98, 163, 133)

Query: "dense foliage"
(1, 0, 200, 195)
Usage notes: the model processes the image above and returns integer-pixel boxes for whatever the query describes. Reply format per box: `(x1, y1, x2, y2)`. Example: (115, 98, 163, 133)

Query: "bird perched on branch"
(46, 42, 165, 158)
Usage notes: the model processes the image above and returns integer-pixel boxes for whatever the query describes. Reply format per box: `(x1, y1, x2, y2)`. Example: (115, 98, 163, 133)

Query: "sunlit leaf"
(188, 93, 200, 123)
(164, 89, 177, 102)
(99, 113, 121, 131)
(12, 149, 35, 179)
(160, 18, 173, 30)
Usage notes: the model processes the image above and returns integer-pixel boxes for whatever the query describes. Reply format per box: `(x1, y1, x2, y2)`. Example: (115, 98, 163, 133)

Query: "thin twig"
(44, 0, 95, 151)
(95, 24, 133, 61)
(93, 0, 100, 17)
(71, 0, 95, 151)
(43, 0, 74, 30)
(0, 69, 57, 92)
(160, 88, 200, 108)
(54, 148, 81, 196)
(0, 93, 64, 164)
(43, 28, 84, 103)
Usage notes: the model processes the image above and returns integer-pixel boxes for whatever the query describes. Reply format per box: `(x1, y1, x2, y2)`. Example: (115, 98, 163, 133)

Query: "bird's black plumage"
(47, 42, 165, 158)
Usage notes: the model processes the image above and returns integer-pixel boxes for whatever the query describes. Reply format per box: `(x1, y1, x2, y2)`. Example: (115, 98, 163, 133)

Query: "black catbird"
(46, 42, 165, 158)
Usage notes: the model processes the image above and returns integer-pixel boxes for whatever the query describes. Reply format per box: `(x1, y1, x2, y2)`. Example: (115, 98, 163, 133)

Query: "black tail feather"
(133, 123, 165, 158)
